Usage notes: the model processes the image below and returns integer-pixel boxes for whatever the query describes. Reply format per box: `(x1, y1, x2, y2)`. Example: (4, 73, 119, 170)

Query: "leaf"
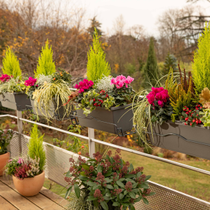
(143, 197, 149, 205)
(81, 164, 90, 170)
(106, 184, 114, 189)
(87, 196, 97, 201)
(116, 180, 125, 188)
(119, 193, 124, 200)
(139, 183, 149, 189)
(65, 171, 71, 177)
(145, 175, 151, 181)
(104, 178, 112, 183)
(78, 175, 88, 181)
(65, 186, 72, 198)
(74, 184, 80, 198)
(129, 191, 136, 199)
(124, 174, 135, 178)
(100, 201, 108, 210)
(87, 181, 97, 186)
(130, 204, 135, 210)
(134, 196, 141, 202)
(113, 202, 120, 206)
(147, 192, 156, 196)
(97, 165, 103, 173)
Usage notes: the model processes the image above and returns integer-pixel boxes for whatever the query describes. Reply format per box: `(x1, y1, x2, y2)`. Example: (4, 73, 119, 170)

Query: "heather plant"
(2, 47, 22, 79)
(192, 23, 210, 94)
(65, 150, 154, 210)
(34, 40, 56, 78)
(5, 156, 41, 179)
(87, 30, 111, 83)
(28, 124, 46, 172)
(95, 76, 114, 92)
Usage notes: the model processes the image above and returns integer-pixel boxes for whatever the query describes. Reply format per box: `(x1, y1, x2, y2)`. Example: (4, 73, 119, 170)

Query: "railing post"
(17, 110, 22, 155)
(88, 127, 95, 158)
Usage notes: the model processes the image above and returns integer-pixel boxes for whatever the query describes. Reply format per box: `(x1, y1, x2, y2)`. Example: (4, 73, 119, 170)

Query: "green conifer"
(143, 37, 159, 88)
(2, 47, 22, 79)
(192, 23, 210, 94)
(35, 40, 56, 78)
(87, 30, 111, 83)
(162, 53, 178, 76)
(28, 124, 46, 172)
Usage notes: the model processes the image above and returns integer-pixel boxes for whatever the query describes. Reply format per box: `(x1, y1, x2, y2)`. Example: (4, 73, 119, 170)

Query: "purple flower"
(17, 158, 23, 164)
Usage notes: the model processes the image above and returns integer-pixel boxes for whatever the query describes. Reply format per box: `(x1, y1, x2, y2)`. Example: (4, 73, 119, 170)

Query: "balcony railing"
(2, 111, 210, 210)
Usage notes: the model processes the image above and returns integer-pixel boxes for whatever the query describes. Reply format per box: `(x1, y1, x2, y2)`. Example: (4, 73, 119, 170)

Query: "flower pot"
(76, 104, 133, 136)
(0, 152, 10, 176)
(0, 92, 31, 111)
(149, 121, 210, 160)
(12, 171, 45, 196)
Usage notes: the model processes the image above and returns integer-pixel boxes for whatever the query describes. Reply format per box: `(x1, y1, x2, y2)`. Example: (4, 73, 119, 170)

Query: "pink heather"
(24, 77, 37, 86)
(111, 75, 134, 89)
(146, 87, 169, 107)
(74, 79, 94, 93)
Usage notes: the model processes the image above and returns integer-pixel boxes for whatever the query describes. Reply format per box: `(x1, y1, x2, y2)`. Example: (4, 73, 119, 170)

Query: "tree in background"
(87, 30, 111, 83)
(87, 16, 102, 37)
(35, 40, 56, 77)
(162, 54, 178, 76)
(143, 37, 159, 88)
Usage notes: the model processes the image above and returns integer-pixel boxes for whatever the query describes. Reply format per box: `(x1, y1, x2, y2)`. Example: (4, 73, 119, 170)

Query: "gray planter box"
(150, 121, 210, 160)
(77, 104, 133, 136)
(0, 92, 31, 111)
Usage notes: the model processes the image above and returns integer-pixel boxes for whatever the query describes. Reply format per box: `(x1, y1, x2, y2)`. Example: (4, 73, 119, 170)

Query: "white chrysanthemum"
(36, 74, 52, 86)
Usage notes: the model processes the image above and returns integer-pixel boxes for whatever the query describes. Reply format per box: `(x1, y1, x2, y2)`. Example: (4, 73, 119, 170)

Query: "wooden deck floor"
(0, 176, 69, 210)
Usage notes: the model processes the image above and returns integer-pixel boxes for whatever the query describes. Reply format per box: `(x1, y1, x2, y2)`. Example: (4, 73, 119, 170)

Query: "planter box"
(31, 99, 72, 120)
(149, 121, 210, 160)
(0, 92, 31, 111)
(77, 104, 133, 136)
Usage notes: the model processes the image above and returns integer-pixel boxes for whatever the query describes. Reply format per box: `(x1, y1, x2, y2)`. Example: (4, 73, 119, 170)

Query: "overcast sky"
(78, 0, 210, 36)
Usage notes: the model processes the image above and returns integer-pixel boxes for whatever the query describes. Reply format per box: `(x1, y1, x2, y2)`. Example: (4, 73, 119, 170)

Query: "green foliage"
(0, 77, 26, 93)
(162, 54, 178, 76)
(65, 150, 154, 210)
(192, 23, 210, 94)
(200, 109, 210, 127)
(0, 129, 13, 155)
(52, 68, 71, 85)
(165, 69, 196, 121)
(124, 63, 136, 75)
(87, 17, 102, 37)
(28, 124, 46, 172)
(87, 30, 111, 83)
(35, 40, 56, 78)
(2, 47, 22, 79)
(5, 159, 20, 176)
(143, 37, 159, 88)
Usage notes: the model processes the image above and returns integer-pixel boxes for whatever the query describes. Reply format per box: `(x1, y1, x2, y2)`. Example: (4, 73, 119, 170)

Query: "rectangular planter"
(76, 104, 133, 136)
(149, 121, 210, 160)
(0, 92, 31, 111)
(31, 99, 72, 120)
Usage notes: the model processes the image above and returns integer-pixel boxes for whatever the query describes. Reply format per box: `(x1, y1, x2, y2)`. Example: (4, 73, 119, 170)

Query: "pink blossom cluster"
(146, 87, 169, 107)
(0, 74, 12, 82)
(74, 79, 94, 93)
(24, 77, 37, 86)
(111, 75, 134, 89)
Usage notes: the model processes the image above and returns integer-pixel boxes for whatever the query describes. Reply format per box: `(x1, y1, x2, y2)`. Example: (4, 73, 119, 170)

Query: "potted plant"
(5, 124, 46, 196)
(0, 128, 13, 176)
(26, 41, 72, 120)
(65, 149, 154, 210)
(133, 23, 210, 160)
(65, 31, 136, 135)
(0, 47, 31, 110)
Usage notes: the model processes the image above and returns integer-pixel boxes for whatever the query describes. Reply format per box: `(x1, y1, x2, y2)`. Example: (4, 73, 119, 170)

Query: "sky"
(78, 0, 210, 36)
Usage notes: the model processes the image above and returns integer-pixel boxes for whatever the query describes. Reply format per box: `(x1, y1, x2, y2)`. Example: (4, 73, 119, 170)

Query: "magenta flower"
(0, 74, 12, 82)
(24, 77, 37, 86)
(147, 87, 169, 107)
(111, 75, 134, 89)
(17, 158, 23, 164)
(74, 79, 94, 93)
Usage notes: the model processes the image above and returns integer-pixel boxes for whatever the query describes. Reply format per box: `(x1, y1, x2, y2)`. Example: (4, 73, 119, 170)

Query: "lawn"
(120, 150, 210, 202)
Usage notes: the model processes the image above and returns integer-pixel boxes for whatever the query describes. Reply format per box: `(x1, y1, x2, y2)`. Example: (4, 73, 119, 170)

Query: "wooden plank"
(0, 182, 40, 210)
(1, 177, 66, 210)
(0, 196, 18, 210)
(40, 187, 69, 209)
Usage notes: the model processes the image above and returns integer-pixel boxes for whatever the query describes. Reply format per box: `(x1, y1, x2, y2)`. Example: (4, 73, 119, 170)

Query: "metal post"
(17, 111, 23, 155)
(88, 127, 95, 158)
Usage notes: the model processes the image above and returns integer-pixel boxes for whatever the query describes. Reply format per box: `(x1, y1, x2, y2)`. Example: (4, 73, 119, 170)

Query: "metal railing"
(2, 111, 210, 210)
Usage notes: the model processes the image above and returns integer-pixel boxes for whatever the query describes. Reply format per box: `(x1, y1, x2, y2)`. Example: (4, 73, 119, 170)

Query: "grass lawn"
(120, 150, 210, 202)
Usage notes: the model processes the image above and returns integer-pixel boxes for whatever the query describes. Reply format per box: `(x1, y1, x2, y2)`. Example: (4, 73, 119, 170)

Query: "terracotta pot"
(0, 152, 10, 176)
(12, 171, 45, 196)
